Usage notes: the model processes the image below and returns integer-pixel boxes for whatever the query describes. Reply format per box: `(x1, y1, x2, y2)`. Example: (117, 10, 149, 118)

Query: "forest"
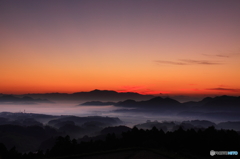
(0, 124, 240, 159)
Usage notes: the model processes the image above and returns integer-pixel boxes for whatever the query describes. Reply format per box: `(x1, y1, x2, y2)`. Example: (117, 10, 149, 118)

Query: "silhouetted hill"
(48, 116, 122, 128)
(1, 126, 240, 159)
(177, 111, 240, 121)
(171, 122, 195, 131)
(0, 112, 58, 124)
(0, 117, 8, 123)
(46, 126, 240, 159)
(135, 121, 176, 132)
(141, 97, 181, 106)
(73, 90, 154, 101)
(182, 120, 216, 128)
(0, 95, 20, 102)
(183, 97, 213, 107)
(100, 126, 131, 135)
(0, 95, 52, 104)
(59, 124, 84, 138)
(82, 121, 107, 128)
(22, 89, 155, 101)
(134, 119, 240, 132)
(183, 95, 240, 110)
(0, 124, 59, 152)
(217, 121, 240, 131)
(0, 112, 124, 152)
(202, 95, 240, 109)
(115, 97, 182, 110)
(53, 121, 75, 128)
(80, 101, 116, 106)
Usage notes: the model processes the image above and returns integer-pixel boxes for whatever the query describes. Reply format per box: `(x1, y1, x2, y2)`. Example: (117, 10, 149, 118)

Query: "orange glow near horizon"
(1, 1, 240, 97)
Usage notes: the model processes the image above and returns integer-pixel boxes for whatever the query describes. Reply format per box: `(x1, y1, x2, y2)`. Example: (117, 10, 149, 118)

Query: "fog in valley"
(1, 99, 238, 127)
(0, 102, 183, 127)
(1, 94, 240, 155)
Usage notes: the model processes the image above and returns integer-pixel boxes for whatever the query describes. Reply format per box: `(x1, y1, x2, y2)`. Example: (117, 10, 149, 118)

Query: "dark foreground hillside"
(47, 149, 171, 159)
(0, 126, 239, 159)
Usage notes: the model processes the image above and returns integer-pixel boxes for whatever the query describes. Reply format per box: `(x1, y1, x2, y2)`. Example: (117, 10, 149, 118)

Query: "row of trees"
(0, 126, 240, 159)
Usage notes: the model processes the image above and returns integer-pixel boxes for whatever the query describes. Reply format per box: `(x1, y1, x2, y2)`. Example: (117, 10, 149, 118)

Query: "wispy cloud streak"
(155, 59, 222, 65)
(155, 60, 186, 65)
(202, 54, 229, 58)
(206, 88, 240, 92)
(180, 59, 221, 65)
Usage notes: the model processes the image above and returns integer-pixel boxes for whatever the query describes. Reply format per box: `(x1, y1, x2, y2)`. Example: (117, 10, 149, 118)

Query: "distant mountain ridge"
(112, 95, 240, 111)
(1, 90, 240, 110)
(0, 95, 52, 104)
(114, 96, 183, 110)
(202, 95, 240, 108)
(80, 101, 116, 106)
(182, 95, 240, 110)
(21, 89, 155, 101)
(75, 94, 240, 111)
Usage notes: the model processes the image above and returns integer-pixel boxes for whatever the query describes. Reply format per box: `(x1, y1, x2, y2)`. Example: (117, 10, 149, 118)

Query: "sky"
(1, 0, 240, 97)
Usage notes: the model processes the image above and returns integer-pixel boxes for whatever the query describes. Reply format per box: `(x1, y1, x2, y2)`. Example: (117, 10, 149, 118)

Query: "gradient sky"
(1, 0, 240, 96)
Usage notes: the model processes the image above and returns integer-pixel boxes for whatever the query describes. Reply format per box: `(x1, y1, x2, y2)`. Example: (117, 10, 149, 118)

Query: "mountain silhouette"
(115, 96, 182, 110)
(183, 96, 213, 107)
(100, 125, 131, 135)
(48, 116, 122, 127)
(22, 89, 154, 101)
(217, 121, 240, 131)
(0, 95, 52, 104)
(80, 101, 116, 106)
(183, 95, 240, 110)
(182, 120, 216, 128)
(202, 95, 240, 108)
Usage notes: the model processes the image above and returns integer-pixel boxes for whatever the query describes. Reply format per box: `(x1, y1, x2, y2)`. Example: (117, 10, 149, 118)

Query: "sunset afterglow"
(1, 0, 240, 97)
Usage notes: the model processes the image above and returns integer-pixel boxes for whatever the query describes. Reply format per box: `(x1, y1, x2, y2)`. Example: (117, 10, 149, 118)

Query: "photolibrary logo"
(210, 150, 238, 156)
